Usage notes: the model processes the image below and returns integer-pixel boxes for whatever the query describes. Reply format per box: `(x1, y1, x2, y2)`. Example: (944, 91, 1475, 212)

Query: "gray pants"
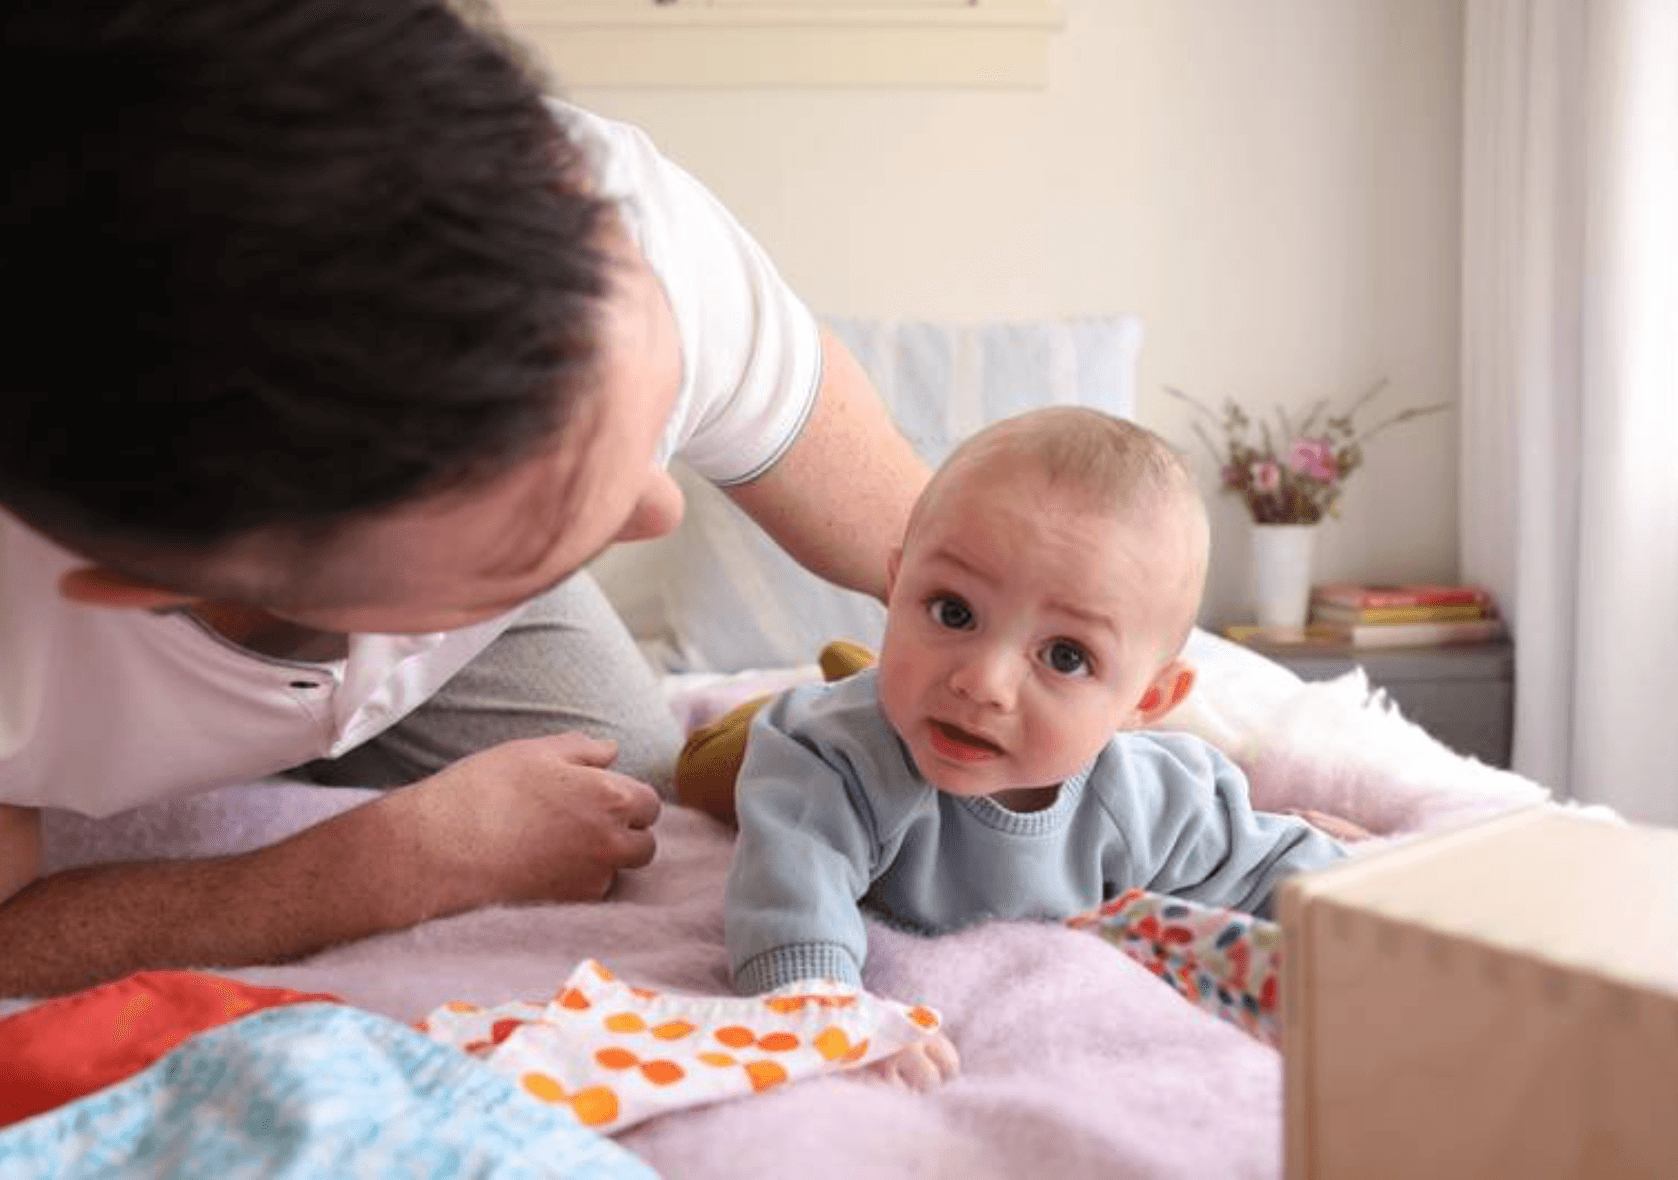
(305, 573, 683, 794)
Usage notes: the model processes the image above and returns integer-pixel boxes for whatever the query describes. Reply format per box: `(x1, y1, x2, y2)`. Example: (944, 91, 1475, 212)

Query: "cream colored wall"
(559, 0, 1464, 627)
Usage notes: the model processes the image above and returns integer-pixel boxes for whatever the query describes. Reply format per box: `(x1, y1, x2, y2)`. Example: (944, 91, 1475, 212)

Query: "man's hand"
(398, 733, 662, 917)
(862, 1031, 961, 1094)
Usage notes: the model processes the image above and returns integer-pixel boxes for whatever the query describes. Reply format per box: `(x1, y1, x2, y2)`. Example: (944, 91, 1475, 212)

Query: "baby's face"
(877, 462, 1197, 809)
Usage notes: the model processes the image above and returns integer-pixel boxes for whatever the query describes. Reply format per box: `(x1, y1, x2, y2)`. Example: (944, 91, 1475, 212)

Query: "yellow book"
(1310, 601, 1487, 625)
(1224, 618, 1506, 649)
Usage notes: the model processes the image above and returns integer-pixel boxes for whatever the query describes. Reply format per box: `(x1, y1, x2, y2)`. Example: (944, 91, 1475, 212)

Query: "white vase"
(1249, 523, 1318, 628)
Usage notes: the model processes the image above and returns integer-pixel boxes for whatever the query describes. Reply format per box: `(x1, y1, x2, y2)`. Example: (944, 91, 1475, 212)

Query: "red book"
(1311, 582, 1491, 610)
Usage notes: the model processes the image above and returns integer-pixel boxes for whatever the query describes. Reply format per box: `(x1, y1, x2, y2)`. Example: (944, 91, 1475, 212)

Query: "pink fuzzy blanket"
(26, 650, 1560, 1178)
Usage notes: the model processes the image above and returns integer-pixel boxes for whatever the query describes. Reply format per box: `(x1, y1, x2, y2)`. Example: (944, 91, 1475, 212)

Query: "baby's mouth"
(930, 720, 1004, 757)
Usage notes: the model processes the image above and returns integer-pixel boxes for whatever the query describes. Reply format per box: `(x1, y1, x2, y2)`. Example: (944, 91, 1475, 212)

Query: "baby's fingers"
(864, 1036, 960, 1094)
(922, 1032, 961, 1082)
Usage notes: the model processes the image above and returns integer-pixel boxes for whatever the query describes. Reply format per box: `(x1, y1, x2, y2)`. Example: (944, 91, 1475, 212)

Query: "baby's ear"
(1129, 660, 1197, 727)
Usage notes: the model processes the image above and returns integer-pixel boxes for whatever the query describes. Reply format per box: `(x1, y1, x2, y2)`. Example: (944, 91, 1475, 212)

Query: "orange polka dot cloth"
(418, 959, 943, 1134)
(1068, 889, 1283, 1048)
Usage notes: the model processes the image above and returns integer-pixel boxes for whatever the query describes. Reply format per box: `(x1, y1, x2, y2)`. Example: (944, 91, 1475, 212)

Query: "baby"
(722, 406, 1346, 1089)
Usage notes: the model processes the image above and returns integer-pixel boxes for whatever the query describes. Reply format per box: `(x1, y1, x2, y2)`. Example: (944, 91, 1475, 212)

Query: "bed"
(0, 318, 1561, 1178)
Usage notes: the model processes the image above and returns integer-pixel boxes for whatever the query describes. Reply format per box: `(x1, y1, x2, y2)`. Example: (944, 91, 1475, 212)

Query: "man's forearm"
(0, 790, 451, 999)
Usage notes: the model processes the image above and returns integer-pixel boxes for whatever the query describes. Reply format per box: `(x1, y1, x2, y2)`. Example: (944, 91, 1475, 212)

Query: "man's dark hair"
(1, 0, 612, 551)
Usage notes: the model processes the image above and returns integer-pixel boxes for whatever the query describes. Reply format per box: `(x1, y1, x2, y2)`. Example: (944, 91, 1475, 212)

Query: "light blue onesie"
(724, 669, 1345, 995)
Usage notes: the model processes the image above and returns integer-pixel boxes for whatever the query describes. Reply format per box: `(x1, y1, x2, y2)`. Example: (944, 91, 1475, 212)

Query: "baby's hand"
(862, 1031, 961, 1093)
(1293, 807, 1374, 842)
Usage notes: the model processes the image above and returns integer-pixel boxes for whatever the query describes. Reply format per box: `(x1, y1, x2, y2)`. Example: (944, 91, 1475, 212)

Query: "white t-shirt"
(0, 103, 822, 817)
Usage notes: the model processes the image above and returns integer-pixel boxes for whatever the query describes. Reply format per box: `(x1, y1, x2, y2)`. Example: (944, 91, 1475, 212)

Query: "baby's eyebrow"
(1047, 599, 1118, 638)
(925, 548, 997, 585)
(927, 547, 1118, 639)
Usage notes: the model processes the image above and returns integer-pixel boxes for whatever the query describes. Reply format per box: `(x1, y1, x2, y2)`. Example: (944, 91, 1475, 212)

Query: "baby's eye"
(926, 595, 975, 631)
(1041, 639, 1092, 677)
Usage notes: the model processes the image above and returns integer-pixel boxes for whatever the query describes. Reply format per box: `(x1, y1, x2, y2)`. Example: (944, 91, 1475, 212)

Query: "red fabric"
(0, 970, 339, 1128)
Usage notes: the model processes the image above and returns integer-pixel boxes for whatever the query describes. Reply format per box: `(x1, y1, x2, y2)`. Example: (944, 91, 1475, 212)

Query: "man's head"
(2, 0, 683, 629)
(877, 407, 1208, 808)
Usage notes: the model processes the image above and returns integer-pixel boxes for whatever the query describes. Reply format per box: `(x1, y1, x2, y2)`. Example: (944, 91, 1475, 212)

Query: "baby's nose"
(948, 647, 1021, 709)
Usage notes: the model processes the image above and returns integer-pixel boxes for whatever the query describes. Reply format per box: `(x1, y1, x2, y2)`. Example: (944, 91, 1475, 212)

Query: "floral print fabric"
(1069, 889, 1283, 1048)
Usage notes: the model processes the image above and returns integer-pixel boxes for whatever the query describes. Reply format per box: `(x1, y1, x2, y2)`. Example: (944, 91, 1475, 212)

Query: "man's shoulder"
(543, 99, 657, 197)
(542, 102, 819, 483)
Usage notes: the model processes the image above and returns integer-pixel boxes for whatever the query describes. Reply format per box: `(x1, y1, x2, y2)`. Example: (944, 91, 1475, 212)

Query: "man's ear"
(1130, 659, 1197, 727)
(59, 567, 198, 613)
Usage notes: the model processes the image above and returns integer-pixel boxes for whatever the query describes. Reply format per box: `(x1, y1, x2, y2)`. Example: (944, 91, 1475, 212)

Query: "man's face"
(876, 462, 1197, 808)
(64, 245, 688, 636)
(282, 252, 687, 634)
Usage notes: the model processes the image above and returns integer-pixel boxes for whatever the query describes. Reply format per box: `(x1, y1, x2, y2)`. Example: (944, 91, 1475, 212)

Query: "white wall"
(560, 0, 1465, 627)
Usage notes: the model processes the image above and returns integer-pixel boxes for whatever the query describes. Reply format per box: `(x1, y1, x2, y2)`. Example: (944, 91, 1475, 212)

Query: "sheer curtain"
(1461, 0, 1678, 825)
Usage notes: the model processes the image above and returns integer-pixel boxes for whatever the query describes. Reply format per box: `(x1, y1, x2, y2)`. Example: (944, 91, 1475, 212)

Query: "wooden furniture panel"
(1282, 809, 1678, 1180)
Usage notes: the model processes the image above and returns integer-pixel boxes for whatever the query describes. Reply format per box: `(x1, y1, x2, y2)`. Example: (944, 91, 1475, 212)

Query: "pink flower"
(1288, 437, 1338, 482)
(1250, 460, 1281, 492)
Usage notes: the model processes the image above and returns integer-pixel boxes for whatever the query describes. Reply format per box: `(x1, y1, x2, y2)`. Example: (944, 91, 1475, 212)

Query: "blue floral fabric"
(0, 1002, 657, 1179)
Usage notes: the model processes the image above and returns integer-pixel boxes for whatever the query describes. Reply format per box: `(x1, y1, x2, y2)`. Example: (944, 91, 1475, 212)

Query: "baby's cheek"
(1029, 714, 1110, 779)
(875, 657, 917, 736)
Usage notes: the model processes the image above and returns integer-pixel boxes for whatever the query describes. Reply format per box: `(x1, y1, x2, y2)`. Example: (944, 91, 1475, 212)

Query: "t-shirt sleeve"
(552, 101, 822, 486)
(1095, 733, 1347, 918)
(724, 692, 879, 994)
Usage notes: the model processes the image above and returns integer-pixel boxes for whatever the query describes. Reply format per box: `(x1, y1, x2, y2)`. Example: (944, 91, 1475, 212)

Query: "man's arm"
(0, 733, 660, 999)
(0, 790, 431, 998)
(724, 328, 929, 602)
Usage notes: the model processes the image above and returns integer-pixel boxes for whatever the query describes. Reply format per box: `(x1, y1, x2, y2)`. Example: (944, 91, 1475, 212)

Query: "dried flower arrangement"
(1164, 380, 1450, 525)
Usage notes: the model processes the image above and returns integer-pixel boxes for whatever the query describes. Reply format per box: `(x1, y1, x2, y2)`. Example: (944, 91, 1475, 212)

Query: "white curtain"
(1461, 0, 1678, 825)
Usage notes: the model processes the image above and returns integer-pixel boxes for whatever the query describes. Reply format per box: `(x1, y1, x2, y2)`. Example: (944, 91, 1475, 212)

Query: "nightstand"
(1234, 637, 1515, 768)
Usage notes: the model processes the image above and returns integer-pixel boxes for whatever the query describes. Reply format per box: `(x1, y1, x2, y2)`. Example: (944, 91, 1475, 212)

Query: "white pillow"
(590, 315, 1145, 674)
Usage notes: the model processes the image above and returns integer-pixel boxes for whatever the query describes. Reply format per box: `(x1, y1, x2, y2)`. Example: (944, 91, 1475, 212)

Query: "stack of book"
(1224, 583, 1506, 648)
(1305, 582, 1504, 647)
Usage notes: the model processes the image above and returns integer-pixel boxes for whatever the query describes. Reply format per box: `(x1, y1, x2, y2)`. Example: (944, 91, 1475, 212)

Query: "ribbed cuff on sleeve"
(733, 943, 862, 995)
